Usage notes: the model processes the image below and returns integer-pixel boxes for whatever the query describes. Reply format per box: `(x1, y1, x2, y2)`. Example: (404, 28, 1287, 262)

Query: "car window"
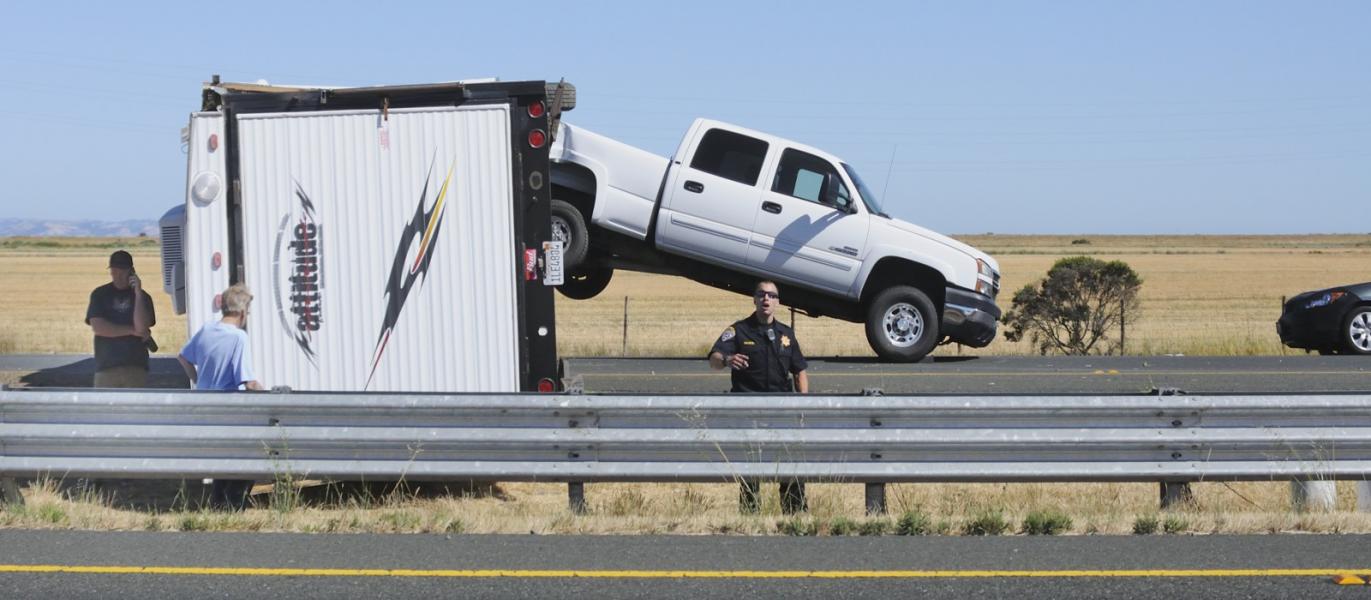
(689, 128, 769, 186)
(771, 148, 851, 209)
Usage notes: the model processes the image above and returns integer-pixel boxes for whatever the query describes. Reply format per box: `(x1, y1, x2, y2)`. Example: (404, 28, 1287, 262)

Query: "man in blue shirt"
(177, 283, 262, 510)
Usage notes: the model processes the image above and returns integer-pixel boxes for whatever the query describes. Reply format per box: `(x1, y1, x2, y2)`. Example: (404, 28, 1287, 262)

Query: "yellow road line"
(0, 565, 1363, 578)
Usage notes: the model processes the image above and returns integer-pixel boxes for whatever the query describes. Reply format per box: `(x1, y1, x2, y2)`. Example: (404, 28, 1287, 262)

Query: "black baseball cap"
(108, 250, 134, 269)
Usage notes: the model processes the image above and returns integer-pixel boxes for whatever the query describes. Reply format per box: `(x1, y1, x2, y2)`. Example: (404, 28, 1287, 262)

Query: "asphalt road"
(0, 531, 1368, 599)
(5, 354, 1371, 395)
(564, 355, 1371, 394)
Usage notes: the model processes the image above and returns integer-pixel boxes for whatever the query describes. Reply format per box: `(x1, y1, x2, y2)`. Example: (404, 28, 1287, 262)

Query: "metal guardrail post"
(780, 481, 806, 514)
(865, 482, 886, 515)
(1358, 482, 1371, 513)
(1159, 482, 1193, 509)
(1290, 480, 1337, 512)
(1, 478, 23, 507)
(567, 482, 587, 514)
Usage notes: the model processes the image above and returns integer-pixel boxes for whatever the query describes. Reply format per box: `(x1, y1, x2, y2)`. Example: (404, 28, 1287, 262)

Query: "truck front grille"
(160, 224, 182, 289)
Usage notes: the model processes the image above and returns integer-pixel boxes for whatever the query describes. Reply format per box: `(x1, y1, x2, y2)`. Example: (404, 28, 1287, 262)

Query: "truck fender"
(550, 155, 608, 223)
(854, 248, 960, 306)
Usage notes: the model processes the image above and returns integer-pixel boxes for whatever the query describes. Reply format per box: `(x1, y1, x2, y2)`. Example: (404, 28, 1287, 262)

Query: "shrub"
(896, 510, 932, 535)
(778, 517, 819, 536)
(1163, 515, 1190, 534)
(828, 516, 857, 536)
(961, 510, 1010, 536)
(1132, 515, 1159, 535)
(859, 519, 892, 536)
(1070, 238, 1090, 245)
(179, 514, 213, 531)
(1003, 256, 1142, 355)
(1021, 511, 1073, 535)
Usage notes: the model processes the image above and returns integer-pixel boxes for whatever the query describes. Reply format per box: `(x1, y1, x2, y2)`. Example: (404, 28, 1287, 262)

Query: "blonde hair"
(221, 284, 253, 316)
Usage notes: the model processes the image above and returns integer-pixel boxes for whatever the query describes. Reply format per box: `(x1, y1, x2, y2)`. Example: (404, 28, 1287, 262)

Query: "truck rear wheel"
(550, 199, 589, 269)
(865, 286, 939, 363)
(557, 267, 613, 300)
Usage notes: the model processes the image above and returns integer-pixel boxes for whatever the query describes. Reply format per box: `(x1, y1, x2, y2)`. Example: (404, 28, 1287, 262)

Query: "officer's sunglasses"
(755, 290, 780, 300)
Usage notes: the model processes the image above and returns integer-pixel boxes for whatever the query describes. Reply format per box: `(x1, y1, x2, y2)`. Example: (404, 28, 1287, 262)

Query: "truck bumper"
(942, 286, 1001, 348)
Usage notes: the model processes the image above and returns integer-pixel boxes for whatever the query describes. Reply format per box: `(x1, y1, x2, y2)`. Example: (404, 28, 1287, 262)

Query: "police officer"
(709, 280, 810, 512)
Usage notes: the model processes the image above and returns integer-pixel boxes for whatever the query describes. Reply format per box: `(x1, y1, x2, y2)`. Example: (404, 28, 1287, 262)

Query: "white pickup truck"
(548, 118, 1001, 362)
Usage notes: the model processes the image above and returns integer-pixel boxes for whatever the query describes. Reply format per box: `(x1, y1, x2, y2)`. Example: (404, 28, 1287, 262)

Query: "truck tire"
(865, 286, 940, 363)
(550, 199, 589, 269)
(557, 267, 613, 300)
(1343, 306, 1371, 355)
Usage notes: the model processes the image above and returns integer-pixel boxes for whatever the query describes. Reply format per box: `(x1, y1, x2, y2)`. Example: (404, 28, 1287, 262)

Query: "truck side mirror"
(820, 176, 842, 212)
(825, 187, 856, 214)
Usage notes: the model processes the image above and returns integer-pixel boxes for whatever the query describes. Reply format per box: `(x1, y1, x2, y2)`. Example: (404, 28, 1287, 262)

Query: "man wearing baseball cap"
(85, 250, 157, 387)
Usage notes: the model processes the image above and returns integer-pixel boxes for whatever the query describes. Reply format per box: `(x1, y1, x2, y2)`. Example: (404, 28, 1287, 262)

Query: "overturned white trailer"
(160, 78, 573, 392)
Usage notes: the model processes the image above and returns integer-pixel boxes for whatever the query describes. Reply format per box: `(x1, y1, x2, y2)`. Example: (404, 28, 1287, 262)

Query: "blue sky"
(1, 1, 1367, 234)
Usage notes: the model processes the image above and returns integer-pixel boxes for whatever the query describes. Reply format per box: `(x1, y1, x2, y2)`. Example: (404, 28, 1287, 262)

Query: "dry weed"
(7, 479, 1371, 535)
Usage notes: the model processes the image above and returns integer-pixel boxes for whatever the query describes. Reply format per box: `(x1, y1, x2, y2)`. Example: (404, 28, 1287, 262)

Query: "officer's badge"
(719, 327, 735, 342)
(781, 335, 791, 348)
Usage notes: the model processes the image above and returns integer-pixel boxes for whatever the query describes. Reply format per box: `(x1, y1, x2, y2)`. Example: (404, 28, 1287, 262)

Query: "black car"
(1277, 282, 1371, 355)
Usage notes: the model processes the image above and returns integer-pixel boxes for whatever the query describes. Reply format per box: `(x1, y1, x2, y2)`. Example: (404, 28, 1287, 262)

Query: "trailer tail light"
(537, 378, 556, 393)
(528, 129, 547, 148)
(528, 101, 545, 119)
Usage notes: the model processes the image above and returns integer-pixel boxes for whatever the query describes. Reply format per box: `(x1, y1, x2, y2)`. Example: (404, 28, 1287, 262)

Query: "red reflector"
(537, 378, 556, 393)
(528, 129, 547, 148)
(528, 101, 546, 119)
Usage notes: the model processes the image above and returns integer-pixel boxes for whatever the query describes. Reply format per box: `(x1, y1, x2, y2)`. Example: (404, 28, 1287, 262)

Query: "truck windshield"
(842, 164, 886, 217)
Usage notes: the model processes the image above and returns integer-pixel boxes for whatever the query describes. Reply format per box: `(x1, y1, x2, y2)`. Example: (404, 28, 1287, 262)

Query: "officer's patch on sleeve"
(719, 326, 735, 342)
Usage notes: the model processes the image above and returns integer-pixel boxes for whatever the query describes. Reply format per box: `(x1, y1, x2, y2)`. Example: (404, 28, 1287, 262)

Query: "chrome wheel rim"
(1351, 312, 1371, 353)
(881, 302, 924, 348)
(550, 216, 571, 245)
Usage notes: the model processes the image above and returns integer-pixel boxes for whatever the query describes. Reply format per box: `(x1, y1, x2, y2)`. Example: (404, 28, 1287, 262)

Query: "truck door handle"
(762, 201, 783, 214)
(684, 181, 704, 193)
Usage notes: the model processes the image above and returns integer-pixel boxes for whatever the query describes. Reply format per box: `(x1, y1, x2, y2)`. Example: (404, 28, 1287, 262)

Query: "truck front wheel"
(557, 267, 613, 300)
(550, 199, 589, 269)
(865, 286, 940, 362)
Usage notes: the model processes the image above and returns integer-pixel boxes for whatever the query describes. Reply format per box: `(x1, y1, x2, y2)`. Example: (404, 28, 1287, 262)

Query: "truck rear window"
(690, 129, 769, 186)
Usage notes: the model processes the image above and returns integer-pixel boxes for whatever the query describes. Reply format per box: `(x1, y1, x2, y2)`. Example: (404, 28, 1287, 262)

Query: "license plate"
(542, 240, 564, 286)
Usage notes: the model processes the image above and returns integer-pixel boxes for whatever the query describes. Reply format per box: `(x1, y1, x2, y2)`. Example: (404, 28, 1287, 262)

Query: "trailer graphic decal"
(271, 183, 322, 366)
(365, 159, 455, 389)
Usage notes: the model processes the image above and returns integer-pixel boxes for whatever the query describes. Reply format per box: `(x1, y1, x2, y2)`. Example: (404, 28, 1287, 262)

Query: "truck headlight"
(975, 258, 998, 297)
(977, 258, 993, 277)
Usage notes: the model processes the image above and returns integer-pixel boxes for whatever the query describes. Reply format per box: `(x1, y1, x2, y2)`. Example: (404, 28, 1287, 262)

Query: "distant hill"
(0, 219, 159, 237)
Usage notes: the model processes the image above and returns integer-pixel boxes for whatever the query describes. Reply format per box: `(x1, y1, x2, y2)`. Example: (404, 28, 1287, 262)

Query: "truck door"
(654, 127, 769, 266)
(747, 148, 869, 296)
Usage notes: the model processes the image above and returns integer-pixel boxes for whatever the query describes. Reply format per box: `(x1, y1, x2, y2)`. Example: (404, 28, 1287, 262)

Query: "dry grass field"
(4, 234, 1371, 535)
(557, 234, 1371, 358)
(3, 234, 1368, 358)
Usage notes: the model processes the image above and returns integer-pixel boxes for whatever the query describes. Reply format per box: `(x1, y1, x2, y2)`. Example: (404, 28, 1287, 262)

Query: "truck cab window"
(690, 129, 769, 186)
(772, 148, 851, 209)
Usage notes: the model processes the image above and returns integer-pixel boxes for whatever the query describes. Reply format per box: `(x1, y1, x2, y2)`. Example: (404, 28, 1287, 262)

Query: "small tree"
(1003, 256, 1142, 355)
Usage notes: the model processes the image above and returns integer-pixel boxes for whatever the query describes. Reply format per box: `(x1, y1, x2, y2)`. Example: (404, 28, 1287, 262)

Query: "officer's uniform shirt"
(709, 314, 808, 392)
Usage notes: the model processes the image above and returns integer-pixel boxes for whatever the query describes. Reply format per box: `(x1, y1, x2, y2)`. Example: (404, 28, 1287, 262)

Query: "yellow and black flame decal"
(365, 158, 455, 389)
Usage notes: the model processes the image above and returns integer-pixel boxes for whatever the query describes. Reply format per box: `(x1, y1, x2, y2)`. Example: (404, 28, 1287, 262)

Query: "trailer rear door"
(234, 105, 520, 392)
